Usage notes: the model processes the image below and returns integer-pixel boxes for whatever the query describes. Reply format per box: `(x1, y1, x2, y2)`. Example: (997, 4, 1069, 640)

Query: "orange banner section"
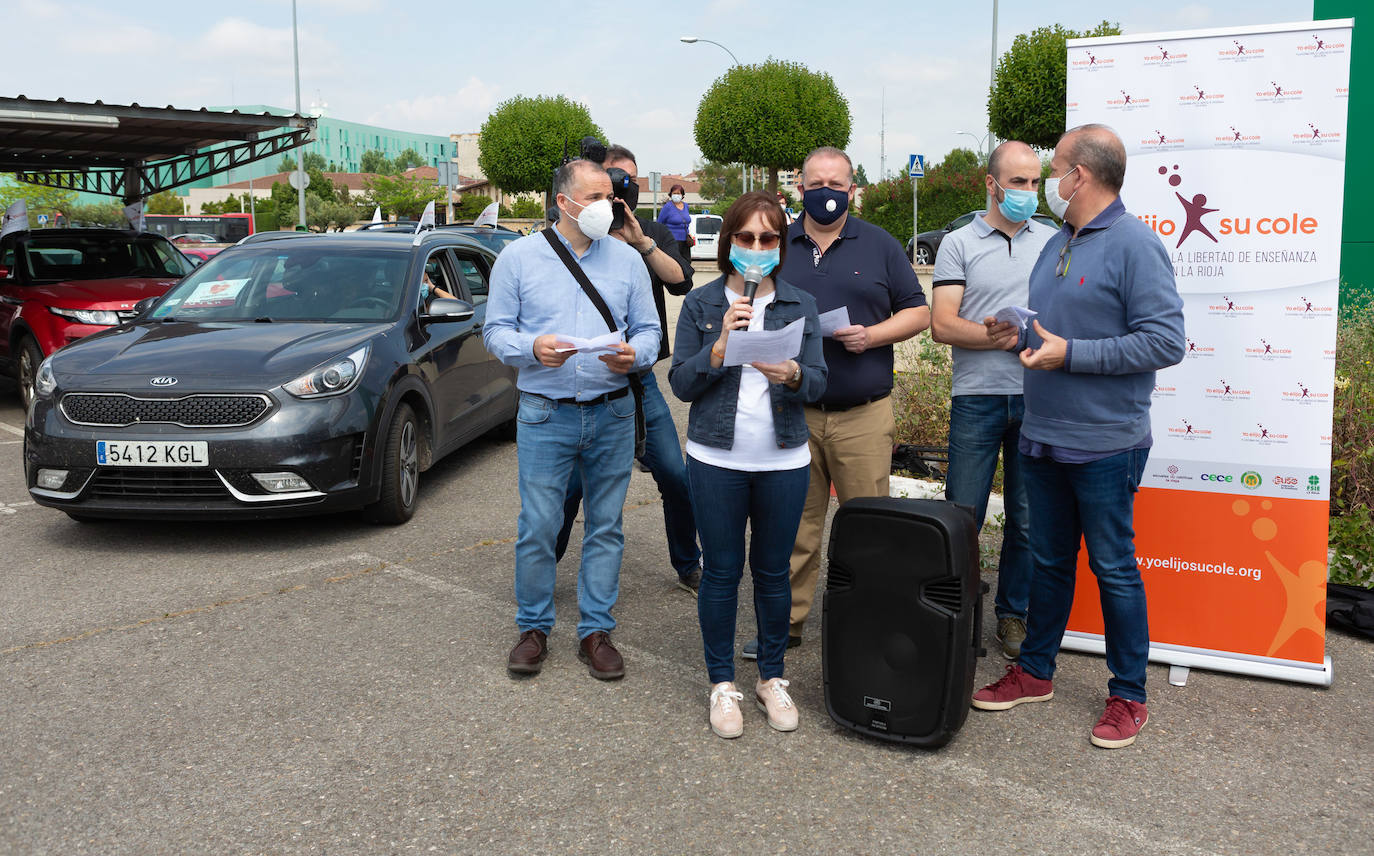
(1066, 487, 1329, 663)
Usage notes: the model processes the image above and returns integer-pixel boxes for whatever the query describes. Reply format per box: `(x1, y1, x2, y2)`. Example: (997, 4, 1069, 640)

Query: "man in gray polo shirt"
(931, 140, 1054, 658)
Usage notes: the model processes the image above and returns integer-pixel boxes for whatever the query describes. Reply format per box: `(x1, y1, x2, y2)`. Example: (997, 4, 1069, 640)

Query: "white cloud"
(1170, 4, 1214, 29)
(364, 78, 503, 135)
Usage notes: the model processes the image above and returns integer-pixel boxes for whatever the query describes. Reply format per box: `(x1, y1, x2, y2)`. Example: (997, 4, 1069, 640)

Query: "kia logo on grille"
(149, 376, 178, 387)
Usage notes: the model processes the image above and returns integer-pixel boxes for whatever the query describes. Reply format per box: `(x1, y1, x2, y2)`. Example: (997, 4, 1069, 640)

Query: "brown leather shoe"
(507, 629, 548, 674)
(577, 631, 625, 680)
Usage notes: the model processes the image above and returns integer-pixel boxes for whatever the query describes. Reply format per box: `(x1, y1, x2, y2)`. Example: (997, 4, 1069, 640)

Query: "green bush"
(891, 332, 952, 449)
(1330, 292, 1374, 586)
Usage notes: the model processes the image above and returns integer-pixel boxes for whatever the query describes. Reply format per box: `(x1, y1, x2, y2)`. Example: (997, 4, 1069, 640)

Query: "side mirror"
(420, 297, 475, 324)
(132, 296, 160, 319)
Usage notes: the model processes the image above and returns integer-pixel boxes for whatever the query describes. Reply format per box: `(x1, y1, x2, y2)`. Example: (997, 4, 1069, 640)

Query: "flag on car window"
(474, 201, 499, 228)
(1, 200, 27, 238)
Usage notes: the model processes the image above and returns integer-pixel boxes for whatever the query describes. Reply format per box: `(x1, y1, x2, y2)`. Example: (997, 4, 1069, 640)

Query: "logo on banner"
(1324, 347, 1336, 361)
(1241, 471, 1264, 490)
(1205, 379, 1252, 401)
(1291, 124, 1342, 147)
(1272, 474, 1302, 491)
(1179, 84, 1225, 107)
(1297, 33, 1346, 57)
(1185, 336, 1217, 358)
(1169, 418, 1213, 440)
(1106, 90, 1150, 111)
(1142, 130, 1185, 150)
(1152, 464, 1193, 485)
(1283, 296, 1334, 318)
(1244, 338, 1292, 361)
(1242, 423, 1289, 446)
(1214, 125, 1261, 148)
(1337, 87, 1349, 99)
(1281, 381, 1329, 404)
(1143, 44, 1188, 66)
(1256, 80, 1303, 103)
(1307, 475, 1322, 493)
(1152, 382, 1177, 398)
(1218, 40, 1266, 61)
(1072, 50, 1115, 71)
(1206, 295, 1255, 316)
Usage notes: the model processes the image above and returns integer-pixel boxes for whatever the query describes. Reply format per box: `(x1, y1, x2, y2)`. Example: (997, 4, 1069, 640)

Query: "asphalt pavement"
(1, 273, 1371, 854)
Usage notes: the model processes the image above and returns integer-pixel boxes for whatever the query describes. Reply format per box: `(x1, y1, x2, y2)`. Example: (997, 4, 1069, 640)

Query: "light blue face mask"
(994, 179, 1040, 222)
(728, 244, 780, 277)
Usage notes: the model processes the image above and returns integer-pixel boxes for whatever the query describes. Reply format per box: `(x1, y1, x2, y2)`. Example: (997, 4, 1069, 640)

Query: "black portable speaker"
(822, 496, 986, 747)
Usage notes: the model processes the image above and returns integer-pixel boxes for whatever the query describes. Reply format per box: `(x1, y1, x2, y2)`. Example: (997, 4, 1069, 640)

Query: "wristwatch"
(637, 237, 656, 256)
(788, 362, 802, 384)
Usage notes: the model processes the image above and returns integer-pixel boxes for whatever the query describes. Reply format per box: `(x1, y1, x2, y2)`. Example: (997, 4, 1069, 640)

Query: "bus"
(144, 214, 254, 244)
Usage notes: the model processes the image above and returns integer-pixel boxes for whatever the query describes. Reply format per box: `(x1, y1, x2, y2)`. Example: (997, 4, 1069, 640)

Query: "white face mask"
(670, 194, 683, 203)
(563, 196, 613, 241)
(1044, 166, 1079, 220)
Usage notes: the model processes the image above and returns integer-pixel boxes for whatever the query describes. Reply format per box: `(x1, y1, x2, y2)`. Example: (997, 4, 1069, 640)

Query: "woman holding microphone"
(669, 191, 827, 739)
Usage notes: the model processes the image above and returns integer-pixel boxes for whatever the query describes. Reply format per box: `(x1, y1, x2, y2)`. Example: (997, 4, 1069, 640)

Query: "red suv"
(0, 228, 193, 407)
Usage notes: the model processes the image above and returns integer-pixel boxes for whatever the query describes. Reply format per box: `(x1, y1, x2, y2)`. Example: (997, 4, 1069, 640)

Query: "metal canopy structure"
(0, 96, 316, 203)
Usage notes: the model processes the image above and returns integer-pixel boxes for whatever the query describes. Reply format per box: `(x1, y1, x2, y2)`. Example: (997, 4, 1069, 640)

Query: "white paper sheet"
(817, 306, 851, 337)
(721, 317, 805, 367)
(553, 329, 624, 354)
(992, 305, 1038, 330)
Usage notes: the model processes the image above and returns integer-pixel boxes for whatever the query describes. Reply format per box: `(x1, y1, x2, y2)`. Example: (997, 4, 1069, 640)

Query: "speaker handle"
(973, 581, 990, 658)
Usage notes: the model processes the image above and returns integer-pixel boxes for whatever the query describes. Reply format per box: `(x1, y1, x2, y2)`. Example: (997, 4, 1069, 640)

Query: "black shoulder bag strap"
(541, 227, 646, 457)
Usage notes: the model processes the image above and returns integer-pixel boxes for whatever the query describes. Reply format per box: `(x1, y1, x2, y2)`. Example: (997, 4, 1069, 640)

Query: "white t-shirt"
(686, 287, 811, 472)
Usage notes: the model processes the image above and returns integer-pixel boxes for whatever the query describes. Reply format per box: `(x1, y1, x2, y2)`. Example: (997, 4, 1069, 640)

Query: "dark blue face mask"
(802, 186, 849, 225)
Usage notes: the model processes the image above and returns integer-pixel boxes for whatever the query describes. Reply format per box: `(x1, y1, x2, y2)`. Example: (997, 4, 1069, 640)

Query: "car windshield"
(23, 233, 191, 281)
(149, 244, 410, 323)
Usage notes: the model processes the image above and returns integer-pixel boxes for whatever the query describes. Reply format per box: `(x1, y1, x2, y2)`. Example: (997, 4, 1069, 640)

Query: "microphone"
(742, 264, 763, 304)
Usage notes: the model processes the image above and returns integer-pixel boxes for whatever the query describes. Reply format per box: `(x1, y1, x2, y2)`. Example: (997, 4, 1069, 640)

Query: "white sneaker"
(709, 682, 744, 739)
(755, 677, 799, 732)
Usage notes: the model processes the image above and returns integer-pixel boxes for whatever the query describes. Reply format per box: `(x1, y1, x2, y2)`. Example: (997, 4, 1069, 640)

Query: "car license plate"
(96, 440, 208, 467)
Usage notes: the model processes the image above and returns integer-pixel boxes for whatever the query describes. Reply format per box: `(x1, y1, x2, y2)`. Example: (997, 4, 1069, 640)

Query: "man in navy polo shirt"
(743, 146, 930, 659)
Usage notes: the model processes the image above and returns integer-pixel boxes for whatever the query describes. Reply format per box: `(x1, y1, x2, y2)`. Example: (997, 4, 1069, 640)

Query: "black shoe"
(740, 635, 802, 661)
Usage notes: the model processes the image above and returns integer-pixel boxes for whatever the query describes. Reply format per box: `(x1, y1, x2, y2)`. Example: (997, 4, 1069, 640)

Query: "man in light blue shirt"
(485, 159, 660, 680)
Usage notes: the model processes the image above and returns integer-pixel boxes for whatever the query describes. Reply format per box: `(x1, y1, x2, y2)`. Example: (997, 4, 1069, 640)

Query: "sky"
(11, 0, 1316, 181)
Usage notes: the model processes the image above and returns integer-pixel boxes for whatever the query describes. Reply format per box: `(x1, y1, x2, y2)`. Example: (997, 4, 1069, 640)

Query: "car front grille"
(87, 468, 229, 500)
(60, 393, 272, 428)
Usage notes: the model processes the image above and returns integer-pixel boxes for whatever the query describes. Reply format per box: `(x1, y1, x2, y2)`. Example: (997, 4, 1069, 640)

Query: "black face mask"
(802, 186, 849, 225)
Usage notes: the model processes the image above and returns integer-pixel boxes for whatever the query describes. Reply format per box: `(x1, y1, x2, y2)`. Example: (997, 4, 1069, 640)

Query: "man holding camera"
(554, 144, 704, 596)
(485, 158, 661, 680)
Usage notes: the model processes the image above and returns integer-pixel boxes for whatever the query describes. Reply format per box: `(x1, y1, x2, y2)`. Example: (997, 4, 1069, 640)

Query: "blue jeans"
(514, 391, 636, 639)
(1018, 448, 1151, 703)
(687, 458, 810, 685)
(945, 395, 1031, 620)
(556, 370, 701, 577)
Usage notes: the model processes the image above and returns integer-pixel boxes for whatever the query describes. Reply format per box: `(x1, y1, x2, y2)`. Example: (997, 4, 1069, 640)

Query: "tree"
(455, 194, 495, 221)
(0, 178, 77, 227)
(278, 155, 296, 173)
(146, 190, 184, 215)
(394, 148, 425, 171)
(360, 149, 395, 175)
(478, 95, 605, 196)
(363, 173, 444, 220)
(692, 160, 744, 214)
(988, 21, 1121, 149)
(509, 197, 544, 219)
(64, 201, 125, 227)
(858, 147, 988, 246)
(854, 164, 870, 187)
(694, 59, 851, 191)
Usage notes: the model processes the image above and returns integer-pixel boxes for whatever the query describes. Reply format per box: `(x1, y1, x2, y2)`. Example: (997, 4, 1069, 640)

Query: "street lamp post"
(680, 36, 747, 193)
(292, 0, 307, 230)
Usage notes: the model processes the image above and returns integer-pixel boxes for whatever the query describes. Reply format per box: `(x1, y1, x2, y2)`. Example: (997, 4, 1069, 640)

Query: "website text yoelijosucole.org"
(1137, 555, 1263, 582)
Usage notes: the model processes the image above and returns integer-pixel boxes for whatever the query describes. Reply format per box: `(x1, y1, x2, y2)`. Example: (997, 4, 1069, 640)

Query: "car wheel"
(16, 336, 43, 411)
(364, 402, 420, 525)
(915, 243, 933, 265)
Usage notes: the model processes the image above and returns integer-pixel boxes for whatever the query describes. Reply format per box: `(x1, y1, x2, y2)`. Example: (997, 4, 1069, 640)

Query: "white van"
(688, 214, 723, 261)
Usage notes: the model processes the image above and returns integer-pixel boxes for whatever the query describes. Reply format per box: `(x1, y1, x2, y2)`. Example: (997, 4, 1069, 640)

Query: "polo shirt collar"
(973, 211, 1049, 241)
(789, 213, 859, 245)
(1069, 196, 1127, 235)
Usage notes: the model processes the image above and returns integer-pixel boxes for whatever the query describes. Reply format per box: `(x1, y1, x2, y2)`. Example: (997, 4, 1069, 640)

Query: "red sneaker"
(1090, 696, 1149, 748)
(971, 664, 1054, 711)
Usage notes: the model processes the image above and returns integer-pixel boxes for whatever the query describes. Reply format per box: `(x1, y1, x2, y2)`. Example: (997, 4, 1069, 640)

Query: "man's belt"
(538, 386, 631, 407)
(809, 391, 891, 413)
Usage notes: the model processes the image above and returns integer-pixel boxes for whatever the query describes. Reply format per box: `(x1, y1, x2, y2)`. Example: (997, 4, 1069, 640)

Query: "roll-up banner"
(1062, 20, 1353, 686)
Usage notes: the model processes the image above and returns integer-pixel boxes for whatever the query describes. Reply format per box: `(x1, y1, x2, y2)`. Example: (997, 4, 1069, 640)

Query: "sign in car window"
(180, 278, 250, 307)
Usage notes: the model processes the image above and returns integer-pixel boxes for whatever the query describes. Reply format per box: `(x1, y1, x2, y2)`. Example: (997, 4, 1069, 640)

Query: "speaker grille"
(922, 578, 963, 613)
(827, 562, 853, 589)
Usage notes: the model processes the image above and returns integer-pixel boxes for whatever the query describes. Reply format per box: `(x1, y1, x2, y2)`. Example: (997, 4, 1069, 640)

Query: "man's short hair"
(554, 159, 604, 198)
(987, 140, 1037, 183)
(604, 144, 636, 167)
(801, 146, 854, 185)
(1061, 124, 1127, 193)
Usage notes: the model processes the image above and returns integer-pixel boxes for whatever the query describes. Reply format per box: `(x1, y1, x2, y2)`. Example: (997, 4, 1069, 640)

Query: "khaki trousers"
(788, 398, 895, 634)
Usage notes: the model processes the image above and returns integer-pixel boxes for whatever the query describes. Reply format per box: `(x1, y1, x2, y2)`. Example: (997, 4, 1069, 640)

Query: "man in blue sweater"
(970, 124, 1186, 749)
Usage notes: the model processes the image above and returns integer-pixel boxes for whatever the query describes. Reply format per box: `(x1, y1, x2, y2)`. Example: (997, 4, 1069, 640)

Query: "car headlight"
(49, 307, 121, 326)
(283, 345, 369, 398)
(35, 357, 56, 398)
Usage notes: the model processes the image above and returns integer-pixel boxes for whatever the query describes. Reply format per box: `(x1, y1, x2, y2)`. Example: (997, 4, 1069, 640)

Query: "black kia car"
(24, 229, 517, 523)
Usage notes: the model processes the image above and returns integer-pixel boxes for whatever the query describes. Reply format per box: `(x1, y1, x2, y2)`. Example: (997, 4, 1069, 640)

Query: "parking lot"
(1, 278, 1371, 855)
